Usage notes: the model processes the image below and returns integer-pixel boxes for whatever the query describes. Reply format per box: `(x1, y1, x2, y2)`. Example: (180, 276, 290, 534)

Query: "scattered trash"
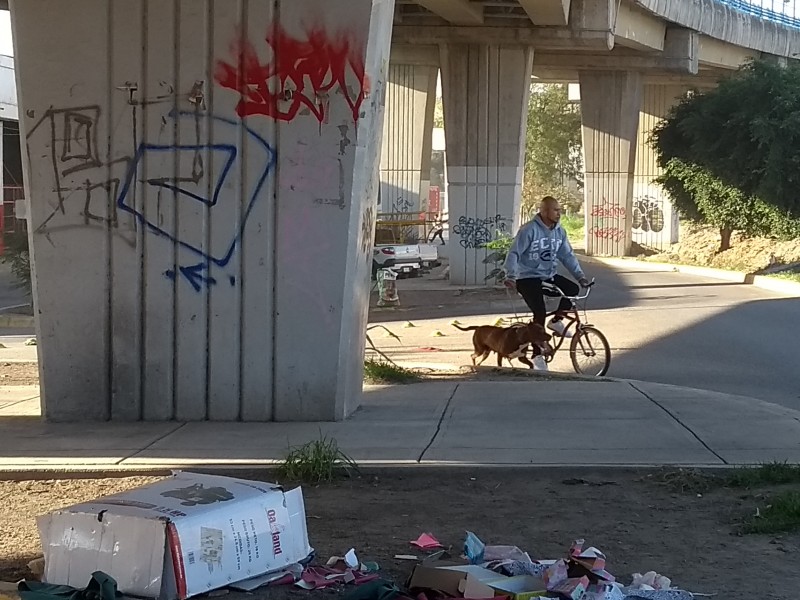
(25, 475, 706, 600)
(493, 318, 506, 327)
(450, 320, 463, 326)
(463, 531, 485, 564)
(630, 572, 671, 591)
(403, 322, 416, 328)
(377, 270, 400, 307)
(24, 338, 36, 346)
(431, 330, 446, 337)
(410, 533, 444, 550)
(36, 472, 313, 599)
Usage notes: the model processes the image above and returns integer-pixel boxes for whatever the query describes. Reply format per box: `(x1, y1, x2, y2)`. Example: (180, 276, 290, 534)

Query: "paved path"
(370, 260, 800, 411)
(1, 379, 799, 472)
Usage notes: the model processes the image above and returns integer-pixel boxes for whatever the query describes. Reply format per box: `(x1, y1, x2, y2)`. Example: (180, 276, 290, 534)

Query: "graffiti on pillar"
(116, 110, 277, 292)
(452, 214, 510, 249)
(26, 94, 277, 293)
(632, 195, 665, 233)
(360, 205, 374, 257)
(391, 196, 413, 214)
(25, 105, 136, 246)
(588, 200, 626, 244)
(214, 25, 368, 125)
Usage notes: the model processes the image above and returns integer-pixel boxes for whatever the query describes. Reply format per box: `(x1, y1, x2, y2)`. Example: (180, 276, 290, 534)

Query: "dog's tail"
(452, 324, 479, 331)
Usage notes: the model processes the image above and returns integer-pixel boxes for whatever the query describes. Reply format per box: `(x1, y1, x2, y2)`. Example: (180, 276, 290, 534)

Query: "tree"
(653, 60, 800, 217)
(523, 84, 583, 214)
(656, 159, 800, 252)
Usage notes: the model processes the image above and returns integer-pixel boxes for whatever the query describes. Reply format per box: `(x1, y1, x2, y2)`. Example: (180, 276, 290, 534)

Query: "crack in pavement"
(418, 384, 459, 463)
(629, 382, 728, 465)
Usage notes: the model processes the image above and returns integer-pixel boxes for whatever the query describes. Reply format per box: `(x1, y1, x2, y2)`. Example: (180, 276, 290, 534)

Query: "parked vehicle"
(418, 243, 441, 270)
(372, 244, 421, 279)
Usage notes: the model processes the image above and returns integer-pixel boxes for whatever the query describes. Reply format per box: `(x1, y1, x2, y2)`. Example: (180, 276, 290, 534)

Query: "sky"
(0, 11, 12, 56)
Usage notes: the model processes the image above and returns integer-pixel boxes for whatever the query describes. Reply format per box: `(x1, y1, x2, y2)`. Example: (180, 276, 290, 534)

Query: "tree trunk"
(719, 227, 733, 253)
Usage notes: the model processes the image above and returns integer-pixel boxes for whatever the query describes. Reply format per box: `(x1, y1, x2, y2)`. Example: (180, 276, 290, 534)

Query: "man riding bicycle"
(504, 196, 590, 371)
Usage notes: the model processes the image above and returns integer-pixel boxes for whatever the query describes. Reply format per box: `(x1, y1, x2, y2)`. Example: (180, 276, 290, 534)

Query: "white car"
(372, 244, 421, 278)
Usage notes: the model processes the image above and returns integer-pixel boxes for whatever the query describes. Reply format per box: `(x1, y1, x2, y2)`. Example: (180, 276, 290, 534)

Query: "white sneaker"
(547, 319, 572, 338)
(532, 355, 549, 372)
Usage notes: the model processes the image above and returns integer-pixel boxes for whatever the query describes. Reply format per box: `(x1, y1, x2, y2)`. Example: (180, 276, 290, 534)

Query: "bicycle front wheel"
(570, 326, 611, 377)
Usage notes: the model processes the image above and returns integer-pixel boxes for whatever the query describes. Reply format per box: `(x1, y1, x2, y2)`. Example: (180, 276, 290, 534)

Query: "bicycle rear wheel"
(570, 326, 611, 376)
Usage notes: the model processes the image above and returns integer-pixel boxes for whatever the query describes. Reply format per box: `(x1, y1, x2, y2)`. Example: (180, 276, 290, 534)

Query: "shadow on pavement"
(369, 260, 633, 323)
(610, 296, 800, 411)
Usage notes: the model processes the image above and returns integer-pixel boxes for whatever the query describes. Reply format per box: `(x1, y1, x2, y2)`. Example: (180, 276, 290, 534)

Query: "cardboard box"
(407, 564, 500, 598)
(485, 575, 550, 600)
(37, 472, 312, 600)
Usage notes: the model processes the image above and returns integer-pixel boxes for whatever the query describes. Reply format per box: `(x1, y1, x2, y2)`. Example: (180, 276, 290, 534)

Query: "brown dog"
(453, 322, 553, 369)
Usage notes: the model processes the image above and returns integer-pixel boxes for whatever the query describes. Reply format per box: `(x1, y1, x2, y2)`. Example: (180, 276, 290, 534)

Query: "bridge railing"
(715, 0, 800, 28)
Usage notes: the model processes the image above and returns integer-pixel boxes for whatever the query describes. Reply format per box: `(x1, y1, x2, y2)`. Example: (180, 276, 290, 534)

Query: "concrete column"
(12, 0, 394, 422)
(380, 62, 438, 220)
(441, 44, 533, 285)
(580, 70, 643, 256)
(633, 84, 687, 250)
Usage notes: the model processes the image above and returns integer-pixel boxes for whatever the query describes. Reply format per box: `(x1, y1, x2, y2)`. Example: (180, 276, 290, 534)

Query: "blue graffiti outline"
(144, 143, 237, 208)
(116, 110, 277, 280)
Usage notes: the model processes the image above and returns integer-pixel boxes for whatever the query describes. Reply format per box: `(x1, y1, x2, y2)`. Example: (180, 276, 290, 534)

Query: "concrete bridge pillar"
(632, 84, 689, 250)
(12, 0, 395, 421)
(580, 70, 643, 256)
(379, 51, 438, 223)
(440, 44, 533, 285)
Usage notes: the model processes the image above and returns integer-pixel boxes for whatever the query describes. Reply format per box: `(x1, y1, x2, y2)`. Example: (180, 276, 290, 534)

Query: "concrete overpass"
(8, 0, 800, 423)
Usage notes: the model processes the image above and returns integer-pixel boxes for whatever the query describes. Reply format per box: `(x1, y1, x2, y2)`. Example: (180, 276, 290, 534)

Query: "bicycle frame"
(541, 279, 596, 362)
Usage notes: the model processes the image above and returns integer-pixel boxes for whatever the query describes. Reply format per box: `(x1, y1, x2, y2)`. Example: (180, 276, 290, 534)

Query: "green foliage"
(0, 231, 32, 293)
(742, 491, 800, 535)
(363, 359, 420, 384)
(560, 214, 584, 244)
(277, 434, 360, 483)
(652, 60, 800, 218)
(525, 84, 583, 189)
(657, 159, 800, 242)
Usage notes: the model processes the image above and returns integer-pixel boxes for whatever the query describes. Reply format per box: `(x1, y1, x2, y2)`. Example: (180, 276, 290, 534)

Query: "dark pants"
(516, 275, 579, 326)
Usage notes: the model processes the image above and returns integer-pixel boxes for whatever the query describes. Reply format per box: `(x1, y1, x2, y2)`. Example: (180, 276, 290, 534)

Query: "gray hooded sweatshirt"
(503, 215, 584, 281)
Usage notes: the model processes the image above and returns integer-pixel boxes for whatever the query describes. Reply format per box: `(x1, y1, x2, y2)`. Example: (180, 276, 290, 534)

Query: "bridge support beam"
(632, 84, 688, 250)
(580, 70, 643, 256)
(380, 55, 439, 220)
(440, 43, 533, 285)
(13, 0, 395, 422)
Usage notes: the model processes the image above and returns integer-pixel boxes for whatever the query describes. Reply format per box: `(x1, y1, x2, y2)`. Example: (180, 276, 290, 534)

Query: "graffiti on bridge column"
(452, 214, 510, 249)
(214, 25, 369, 125)
(26, 96, 277, 293)
(588, 200, 626, 244)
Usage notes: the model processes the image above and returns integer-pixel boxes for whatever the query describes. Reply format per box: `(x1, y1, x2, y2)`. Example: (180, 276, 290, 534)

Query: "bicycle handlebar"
(542, 277, 596, 301)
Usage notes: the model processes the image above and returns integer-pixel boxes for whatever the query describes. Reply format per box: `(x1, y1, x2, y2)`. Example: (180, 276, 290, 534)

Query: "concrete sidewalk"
(1, 379, 800, 472)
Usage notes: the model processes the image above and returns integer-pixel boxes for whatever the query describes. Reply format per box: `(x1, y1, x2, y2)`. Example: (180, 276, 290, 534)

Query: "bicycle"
(507, 278, 611, 376)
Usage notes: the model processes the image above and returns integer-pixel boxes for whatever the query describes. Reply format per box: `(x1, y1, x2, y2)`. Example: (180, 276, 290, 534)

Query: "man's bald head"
(538, 196, 562, 228)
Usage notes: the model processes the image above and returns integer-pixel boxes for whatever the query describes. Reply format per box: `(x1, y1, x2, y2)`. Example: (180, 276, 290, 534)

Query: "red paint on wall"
(215, 26, 366, 124)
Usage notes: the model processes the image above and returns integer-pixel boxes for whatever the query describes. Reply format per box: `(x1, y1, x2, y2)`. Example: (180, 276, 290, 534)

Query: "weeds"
(767, 270, 800, 283)
(365, 325, 401, 365)
(725, 462, 800, 488)
(277, 434, 359, 483)
(364, 358, 421, 384)
(742, 491, 800, 534)
(561, 214, 584, 244)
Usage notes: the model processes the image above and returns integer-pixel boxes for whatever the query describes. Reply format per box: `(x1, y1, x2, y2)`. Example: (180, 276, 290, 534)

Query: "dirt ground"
(640, 224, 800, 273)
(0, 470, 797, 600)
(0, 363, 39, 386)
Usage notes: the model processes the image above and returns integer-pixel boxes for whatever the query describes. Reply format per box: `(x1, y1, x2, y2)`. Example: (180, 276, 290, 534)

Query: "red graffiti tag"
(589, 226, 626, 242)
(214, 26, 366, 124)
(590, 203, 626, 218)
